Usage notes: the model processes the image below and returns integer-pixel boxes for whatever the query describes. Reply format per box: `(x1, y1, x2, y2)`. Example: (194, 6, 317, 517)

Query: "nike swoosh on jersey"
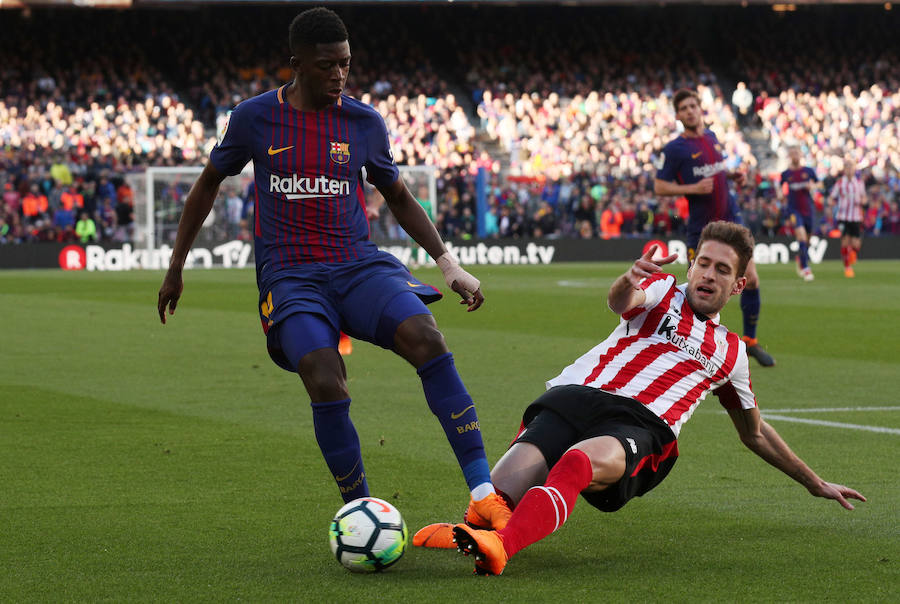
(691, 151, 703, 159)
(450, 404, 476, 420)
(268, 144, 295, 156)
(406, 281, 423, 287)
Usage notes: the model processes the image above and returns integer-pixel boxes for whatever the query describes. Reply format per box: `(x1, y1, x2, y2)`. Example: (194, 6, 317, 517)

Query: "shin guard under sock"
(311, 399, 368, 503)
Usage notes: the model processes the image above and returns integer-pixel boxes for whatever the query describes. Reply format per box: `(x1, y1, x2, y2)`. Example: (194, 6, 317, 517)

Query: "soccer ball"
(328, 497, 408, 572)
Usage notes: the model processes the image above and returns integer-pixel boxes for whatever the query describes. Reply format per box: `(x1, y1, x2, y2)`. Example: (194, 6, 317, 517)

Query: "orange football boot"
(464, 492, 512, 530)
(412, 523, 456, 549)
(338, 332, 353, 355)
(453, 524, 509, 576)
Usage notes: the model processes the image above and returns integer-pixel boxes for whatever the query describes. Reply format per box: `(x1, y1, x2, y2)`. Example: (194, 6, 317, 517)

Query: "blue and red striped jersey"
(656, 129, 737, 237)
(210, 85, 399, 277)
(780, 167, 817, 216)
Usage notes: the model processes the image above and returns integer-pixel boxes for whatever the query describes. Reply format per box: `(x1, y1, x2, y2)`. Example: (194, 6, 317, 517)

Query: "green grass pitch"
(1, 260, 898, 602)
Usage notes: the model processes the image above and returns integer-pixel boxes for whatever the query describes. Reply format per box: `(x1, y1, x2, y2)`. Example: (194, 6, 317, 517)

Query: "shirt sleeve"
(806, 167, 819, 183)
(364, 111, 400, 188)
(621, 273, 675, 320)
(209, 103, 252, 177)
(714, 347, 757, 410)
(655, 142, 681, 183)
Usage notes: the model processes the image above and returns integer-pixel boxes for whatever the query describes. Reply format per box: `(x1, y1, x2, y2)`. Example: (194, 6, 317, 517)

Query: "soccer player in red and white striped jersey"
(415, 221, 865, 575)
(829, 158, 867, 277)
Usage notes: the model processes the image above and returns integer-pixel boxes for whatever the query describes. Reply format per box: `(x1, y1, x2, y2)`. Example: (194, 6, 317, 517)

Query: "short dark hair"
(697, 221, 755, 277)
(289, 7, 348, 56)
(673, 88, 700, 112)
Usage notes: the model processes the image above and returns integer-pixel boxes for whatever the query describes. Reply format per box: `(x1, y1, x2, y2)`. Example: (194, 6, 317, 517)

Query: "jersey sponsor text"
(269, 173, 351, 200)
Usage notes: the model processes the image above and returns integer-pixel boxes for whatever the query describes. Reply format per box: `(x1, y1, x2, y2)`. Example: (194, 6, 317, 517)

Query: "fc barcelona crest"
(330, 141, 350, 164)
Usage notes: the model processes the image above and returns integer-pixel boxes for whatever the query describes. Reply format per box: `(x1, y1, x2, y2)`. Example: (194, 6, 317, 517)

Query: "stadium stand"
(1, 5, 898, 245)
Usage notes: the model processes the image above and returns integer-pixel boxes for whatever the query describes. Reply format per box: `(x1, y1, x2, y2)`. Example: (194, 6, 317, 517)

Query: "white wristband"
(436, 252, 480, 293)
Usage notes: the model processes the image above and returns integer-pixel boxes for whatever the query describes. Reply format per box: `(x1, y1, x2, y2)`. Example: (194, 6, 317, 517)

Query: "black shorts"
(514, 385, 679, 512)
(839, 221, 861, 238)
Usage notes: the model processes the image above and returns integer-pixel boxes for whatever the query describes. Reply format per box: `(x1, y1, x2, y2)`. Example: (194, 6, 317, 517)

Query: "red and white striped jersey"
(546, 273, 756, 437)
(830, 176, 866, 222)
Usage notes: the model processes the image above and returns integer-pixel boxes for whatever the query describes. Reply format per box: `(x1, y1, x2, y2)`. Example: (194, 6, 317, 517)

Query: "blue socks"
(740, 288, 761, 340)
(417, 352, 493, 493)
(798, 241, 809, 270)
(311, 355, 493, 502)
(311, 399, 369, 503)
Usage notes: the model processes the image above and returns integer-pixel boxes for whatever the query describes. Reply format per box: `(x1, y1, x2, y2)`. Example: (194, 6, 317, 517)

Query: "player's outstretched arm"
(607, 244, 678, 315)
(379, 179, 484, 311)
(157, 163, 227, 324)
(726, 407, 866, 510)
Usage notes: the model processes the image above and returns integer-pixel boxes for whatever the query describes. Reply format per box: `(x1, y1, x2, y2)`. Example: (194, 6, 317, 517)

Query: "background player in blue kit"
(156, 7, 510, 528)
(654, 89, 775, 368)
(779, 145, 819, 282)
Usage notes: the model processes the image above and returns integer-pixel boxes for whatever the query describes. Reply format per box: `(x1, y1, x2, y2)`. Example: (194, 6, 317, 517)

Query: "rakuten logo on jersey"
(692, 160, 727, 179)
(270, 174, 350, 200)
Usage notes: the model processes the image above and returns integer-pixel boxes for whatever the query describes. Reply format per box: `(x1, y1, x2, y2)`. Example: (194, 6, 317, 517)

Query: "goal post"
(129, 163, 438, 253)
(129, 165, 253, 252)
(397, 165, 438, 222)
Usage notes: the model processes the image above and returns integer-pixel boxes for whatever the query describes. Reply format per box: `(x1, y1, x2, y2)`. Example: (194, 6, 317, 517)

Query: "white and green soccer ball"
(328, 497, 408, 572)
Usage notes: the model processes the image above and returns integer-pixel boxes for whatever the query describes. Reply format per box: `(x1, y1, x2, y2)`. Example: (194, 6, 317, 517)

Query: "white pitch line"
(765, 406, 900, 414)
(762, 414, 900, 435)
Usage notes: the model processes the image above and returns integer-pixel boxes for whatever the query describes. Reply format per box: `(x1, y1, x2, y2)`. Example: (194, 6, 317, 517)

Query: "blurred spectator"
(732, 82, 753, 127)
(75, 211, 98, 243)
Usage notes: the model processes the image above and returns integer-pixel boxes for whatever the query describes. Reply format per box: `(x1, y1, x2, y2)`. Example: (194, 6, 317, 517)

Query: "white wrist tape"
(436, 252, 480, 293)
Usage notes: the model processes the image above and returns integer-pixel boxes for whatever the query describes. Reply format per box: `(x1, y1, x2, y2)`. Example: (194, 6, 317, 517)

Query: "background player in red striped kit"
(156, 7, 509, 526)
(655, 89, 775, 368)
(415, 221, 864, 576)
(830, 157, 868, 278)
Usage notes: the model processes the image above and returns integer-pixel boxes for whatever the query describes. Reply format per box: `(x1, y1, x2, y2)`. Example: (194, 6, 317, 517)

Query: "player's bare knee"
(300, 372, 348, 401)
(393, 315, 448, 366)
(297, 355, 348, 401)
(569, 437, 626, 486)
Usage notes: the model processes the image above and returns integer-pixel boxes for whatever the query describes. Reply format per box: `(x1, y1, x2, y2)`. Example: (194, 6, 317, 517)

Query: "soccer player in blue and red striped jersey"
(654, 89, 775, 368)
(780, 146, 819, 281)
(157, 7, 510, 527)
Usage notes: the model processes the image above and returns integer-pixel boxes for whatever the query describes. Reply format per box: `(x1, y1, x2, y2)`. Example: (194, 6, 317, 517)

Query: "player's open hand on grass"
(808, 480, 866, 510)
(157, 269, 183, 324)
(625, 245, 679, 289)
(437, 252, 484, 312)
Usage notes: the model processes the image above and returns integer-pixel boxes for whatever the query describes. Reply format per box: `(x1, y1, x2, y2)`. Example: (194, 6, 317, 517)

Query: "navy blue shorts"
(787, 209, 814, 234)
(258, 251, 442, 371)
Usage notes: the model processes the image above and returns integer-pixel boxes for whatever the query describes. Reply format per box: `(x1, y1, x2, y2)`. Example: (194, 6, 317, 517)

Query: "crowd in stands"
(2, 5, 899, 247)
(0, 149, 136, 245)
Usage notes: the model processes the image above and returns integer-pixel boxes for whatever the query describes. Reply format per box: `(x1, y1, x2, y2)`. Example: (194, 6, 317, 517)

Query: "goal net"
(131, 164, 438, 252)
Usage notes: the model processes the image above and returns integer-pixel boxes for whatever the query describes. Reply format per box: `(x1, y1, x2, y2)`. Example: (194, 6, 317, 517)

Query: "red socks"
(841, 245, 851, 269)
(498, 449, 593, 558)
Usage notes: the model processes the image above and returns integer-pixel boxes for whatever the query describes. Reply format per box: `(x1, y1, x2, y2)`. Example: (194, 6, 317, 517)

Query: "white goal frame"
(131, 164, 438, 252)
